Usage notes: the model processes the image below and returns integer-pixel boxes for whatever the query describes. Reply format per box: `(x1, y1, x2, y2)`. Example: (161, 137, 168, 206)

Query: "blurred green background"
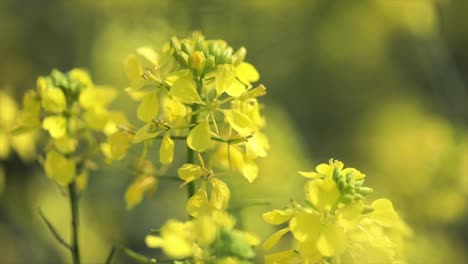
(1, 0, 467, 263)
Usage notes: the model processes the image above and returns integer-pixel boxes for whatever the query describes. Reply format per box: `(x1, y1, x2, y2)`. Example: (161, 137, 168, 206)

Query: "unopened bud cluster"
(171, 32, 246, 76)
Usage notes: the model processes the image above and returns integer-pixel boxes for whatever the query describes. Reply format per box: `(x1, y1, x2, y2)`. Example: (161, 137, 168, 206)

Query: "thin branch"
(105, 246, 116, 264)
(38, 208, 71, 250)
(119, 245, 156, 264)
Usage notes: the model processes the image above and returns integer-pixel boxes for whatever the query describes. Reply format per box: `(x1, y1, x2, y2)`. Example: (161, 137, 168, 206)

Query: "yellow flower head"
(146, 211, 258, 262)
(263, 159, 411, 263)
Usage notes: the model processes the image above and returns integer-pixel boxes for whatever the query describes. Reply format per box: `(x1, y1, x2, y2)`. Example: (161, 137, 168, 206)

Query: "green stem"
(38, 209, 71, 250)
(120, 245, 156, 264)
(185, 78, 203, 204)
(68, 181, 80, 264)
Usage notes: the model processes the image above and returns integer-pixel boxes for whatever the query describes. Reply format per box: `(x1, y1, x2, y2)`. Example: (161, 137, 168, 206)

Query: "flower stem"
(185, 77, 203, 205)
(68, 181, 81, 264)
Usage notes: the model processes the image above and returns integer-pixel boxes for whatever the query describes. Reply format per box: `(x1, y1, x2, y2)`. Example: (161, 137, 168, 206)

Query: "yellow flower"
(170, 75, 203, 104)
(40, 86, 67, 113)
(42, 115, 67, 139)
(0, 91, 37, 161)
(101, 131, 133, 161)
(146, 219, 195, 258)
(125, 175, 157, 210)
(223, 109, 253, 137)
(44, 150, 76, 186)
(209, 178, 231, 210)
(137, 91, 159, 123)
(264, 160, 410, 263)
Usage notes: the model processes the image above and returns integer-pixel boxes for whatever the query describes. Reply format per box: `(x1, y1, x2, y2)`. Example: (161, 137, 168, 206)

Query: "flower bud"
(170, 37, 181, 51)
(232, 47, 247, 66)
(175, 51, 189, 66)
(189, 51, 206, 75)
(205, 55, 216, 71)
(181, 41, 193, 55)
(239, 84, 267, 100)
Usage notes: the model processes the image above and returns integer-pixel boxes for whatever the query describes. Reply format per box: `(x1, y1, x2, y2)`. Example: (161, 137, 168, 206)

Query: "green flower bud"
(175, 51, 189, 66)
(341, 194, 354, 204)
(205, 55, 216, 71)
(170, 37, 181, 51)
(239, 84, 267, 100)
(333, 167, 341, 182)
(232, 47, 247, 66)
(181, 41, 193, 55)
(357, 187, 373, 196)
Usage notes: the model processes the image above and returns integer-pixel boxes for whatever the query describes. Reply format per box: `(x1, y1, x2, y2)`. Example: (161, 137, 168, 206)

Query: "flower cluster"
(14, 69, 126, 188)
(0, 90, 37, 194)
(108, 32, 269, 211)
(263, 159, 411, 264)
(146, 211, 259, 264)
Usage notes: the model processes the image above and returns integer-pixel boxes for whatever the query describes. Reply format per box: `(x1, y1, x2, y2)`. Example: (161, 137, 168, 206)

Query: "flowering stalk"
(114, 32, 268, 263)
(68, 181, 80, 264)
(14, 68, 126, 264)
(185, 78, 203, 201)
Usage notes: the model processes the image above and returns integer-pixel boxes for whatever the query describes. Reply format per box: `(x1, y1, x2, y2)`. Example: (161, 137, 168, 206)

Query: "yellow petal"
(160, 220, 194, 258)
(178, 163, 204, 184)
(186, 183, 212, 217)
(132, 124, 160, 144)
(163, 97, 187, 119)
(84, 108, 109, 131)
(125, 176, 157, 209)
(160, 134, 175, 164)
(11, 132, 37, 161)
(54, 136, 77, 154)
(15, 90, 41, 132)
(187, 120, 211, 152)
(193, 215, 218, 246)
(0, 91, 18, 127)
(170, 77, 202, 104)
(263, 209, 296, 225)
(305, 178, 341, 212)
(68, 68, 92, 86)
(370, 198, 399, 227)
(299, 171, 321, 179)
(341, 168, 366, 180)
(124, 54, 144, 82)
(242, 159, 258, 183)
(316, 223, 347, 257)
(145, 235, 164, 248)
(263, 228, 290, 250)
(44, 150, 76, 186)
(137, 92, 159, 123)
(245, 134, 268, 159)
(224, 109, 253, 136)
(42, 116, 67, 139)
(216, 64, 237, 95)
(210, 178, 231, 210)
(237, 62, 259, 83)
(137, 46, 159, 65)
(41, 87, 67, 113)
(108, 131, 133, 160)
(79, 86, 117, 110)
(226, 79, 246, 97)
(264, 250, 299, 264)
(290, 213, 321, 242)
